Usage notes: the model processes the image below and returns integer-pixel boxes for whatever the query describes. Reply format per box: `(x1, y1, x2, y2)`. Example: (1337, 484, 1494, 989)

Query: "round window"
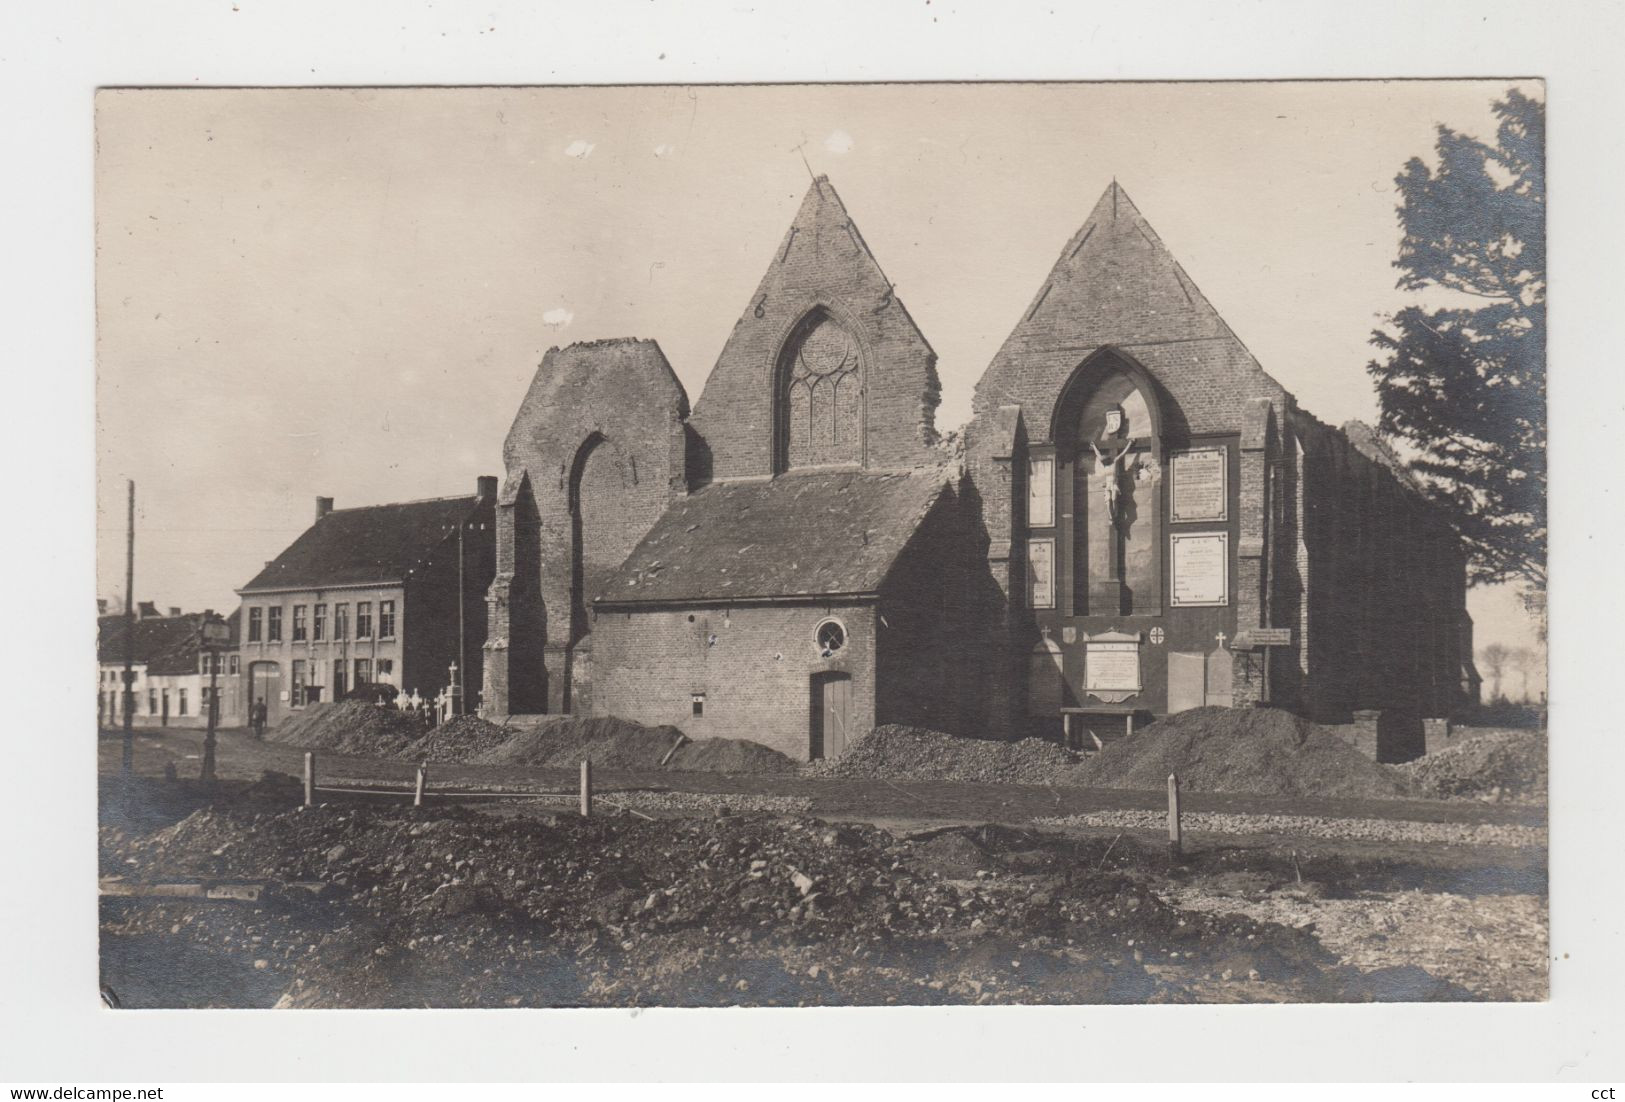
(814, 618, 847, 658)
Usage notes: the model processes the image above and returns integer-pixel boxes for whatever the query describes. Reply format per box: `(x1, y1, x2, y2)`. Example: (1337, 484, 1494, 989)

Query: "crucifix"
(1215, 631, 1228, 650)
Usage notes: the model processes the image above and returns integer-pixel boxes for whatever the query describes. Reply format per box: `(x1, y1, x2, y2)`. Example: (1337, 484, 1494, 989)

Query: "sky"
(95, 80, 1545, 667)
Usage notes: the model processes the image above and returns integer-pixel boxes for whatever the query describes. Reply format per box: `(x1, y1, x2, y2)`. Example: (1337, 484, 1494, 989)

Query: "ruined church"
(481, 176, 1476, 762)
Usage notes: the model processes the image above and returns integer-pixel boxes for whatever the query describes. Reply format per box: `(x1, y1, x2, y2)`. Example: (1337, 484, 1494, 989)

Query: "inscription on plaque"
(1171, 531, 1229, 607)
(1027, 454, 1055, 528)
(1084, 631, 1143, 702)
(1026, 538, 1055, 609)
(1171, 447, 1227, 522)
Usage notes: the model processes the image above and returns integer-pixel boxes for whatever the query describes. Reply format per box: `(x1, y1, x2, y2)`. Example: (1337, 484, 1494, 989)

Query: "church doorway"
(809, 672, 853, 761)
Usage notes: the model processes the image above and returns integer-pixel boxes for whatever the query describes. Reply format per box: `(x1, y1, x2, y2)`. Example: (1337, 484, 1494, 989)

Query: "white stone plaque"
(1171, 531, 1229, 607)
(1026, 538, 1055, 609)
(1171, 446, 1227, 522)
(1085, 632, 1143, 700)
(1027, 454, 1055, 528)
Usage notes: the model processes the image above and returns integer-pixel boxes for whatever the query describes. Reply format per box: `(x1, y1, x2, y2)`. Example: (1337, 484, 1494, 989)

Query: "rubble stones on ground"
(1035, 810, 1545, 849)
(1396, 728, 1547, 803)
(1160, 885, 1547, 1001)
(99, 800, 1484, 1008)
(272, 707, 798, 776)
(1082, 707, 1410, 799)
(808, 724, 1090, 785)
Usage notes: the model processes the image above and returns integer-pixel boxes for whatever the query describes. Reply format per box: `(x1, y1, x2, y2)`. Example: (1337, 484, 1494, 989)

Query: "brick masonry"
(482, 176, 1473, 763)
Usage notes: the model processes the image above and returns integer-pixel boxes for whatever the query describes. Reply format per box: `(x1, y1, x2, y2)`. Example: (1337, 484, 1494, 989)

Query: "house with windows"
(233, 479, 497, 727)
(98, 606, 242, 728)
(481, 176, 1475, 763)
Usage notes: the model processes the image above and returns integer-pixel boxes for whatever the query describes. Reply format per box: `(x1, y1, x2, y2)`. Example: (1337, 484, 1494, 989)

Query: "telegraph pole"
(121, 480, 136, 777)
(456, 520, 466, 717)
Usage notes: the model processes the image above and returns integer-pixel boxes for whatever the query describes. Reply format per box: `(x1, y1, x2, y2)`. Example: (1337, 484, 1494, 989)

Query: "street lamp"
(198, 610, 231, 784)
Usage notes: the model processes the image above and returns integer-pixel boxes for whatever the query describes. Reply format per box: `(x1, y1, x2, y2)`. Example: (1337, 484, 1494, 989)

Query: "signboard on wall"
(1170, 531, 1229, 607)
(1084, 631, 1143, 703)
(1027, 454, 1054, 528)
(1026, 538, 1055, 609)
(1170, 446, 1227, 522)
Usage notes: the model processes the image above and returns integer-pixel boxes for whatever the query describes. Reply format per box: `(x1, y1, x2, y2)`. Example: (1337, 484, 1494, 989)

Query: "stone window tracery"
(779, 313, 863, 470)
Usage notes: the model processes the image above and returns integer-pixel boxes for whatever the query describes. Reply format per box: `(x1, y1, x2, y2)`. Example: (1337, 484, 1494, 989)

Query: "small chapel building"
(481, 176, 1476, 762)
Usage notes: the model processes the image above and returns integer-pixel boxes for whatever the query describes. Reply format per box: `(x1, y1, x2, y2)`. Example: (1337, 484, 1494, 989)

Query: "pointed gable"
(689, 176, 941, 481)
(973, 181, 1286, 443)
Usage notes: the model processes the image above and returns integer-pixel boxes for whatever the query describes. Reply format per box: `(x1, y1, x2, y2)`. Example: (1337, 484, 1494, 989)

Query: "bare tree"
(1509, 647, 1539, 702)
(1480, 643, 1511, 701)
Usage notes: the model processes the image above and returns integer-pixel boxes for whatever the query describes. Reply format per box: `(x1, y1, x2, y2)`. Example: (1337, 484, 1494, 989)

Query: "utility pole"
(456, 519, 466, 717)
(121, 480, 135, 777)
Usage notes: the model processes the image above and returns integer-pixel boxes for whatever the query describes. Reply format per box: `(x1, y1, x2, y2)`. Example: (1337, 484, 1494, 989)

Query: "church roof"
(597, 466, 952, 606)
(240, 495, 482, 593)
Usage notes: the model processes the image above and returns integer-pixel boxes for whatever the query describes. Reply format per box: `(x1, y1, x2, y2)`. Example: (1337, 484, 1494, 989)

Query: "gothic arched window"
(777, 311, 863, 471)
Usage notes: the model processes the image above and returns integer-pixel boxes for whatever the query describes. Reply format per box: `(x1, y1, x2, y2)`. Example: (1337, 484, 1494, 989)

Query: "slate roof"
(240, 495, 479, 593)
(599, 467, 952, 606)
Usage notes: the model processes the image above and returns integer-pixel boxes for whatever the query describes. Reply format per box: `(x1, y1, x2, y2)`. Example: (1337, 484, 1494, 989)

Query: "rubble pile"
(473, 716, 687, 769)
(98, 801, 1477, 1008)
(809, 725, 1090, 785)
(1395, 729, 1547, 803)
(474, 716, 799, 775)
(267, 701, 426, 759)
(408, 715, 511, 764)
(269, 706, 798, 775)
(669, 737, 800, 775)
(1083, 707, 1410, 799)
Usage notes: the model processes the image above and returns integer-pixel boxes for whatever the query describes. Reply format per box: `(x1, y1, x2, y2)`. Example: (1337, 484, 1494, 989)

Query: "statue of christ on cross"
(1088, 439, 1134, 521)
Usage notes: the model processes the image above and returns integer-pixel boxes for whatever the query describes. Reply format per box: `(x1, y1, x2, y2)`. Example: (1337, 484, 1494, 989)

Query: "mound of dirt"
(810, 724, 1089, 785)
(470, 716, 797, 775)
(1395, 728, 1547, 803)
(472, 716, 687, 769)
(1081, 707, 1411, 799)
(669, 736, 799, 775)
(266, 701, 425, 759)
(405, 715, 512, 764)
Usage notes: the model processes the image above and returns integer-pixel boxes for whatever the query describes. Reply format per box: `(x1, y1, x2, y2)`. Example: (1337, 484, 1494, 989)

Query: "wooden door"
(809, 672, 853, 760)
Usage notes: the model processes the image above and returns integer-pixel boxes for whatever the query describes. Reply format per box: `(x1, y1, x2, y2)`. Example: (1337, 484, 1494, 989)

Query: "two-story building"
(234, 478, 497, 727)
(98, 606, 243, 728)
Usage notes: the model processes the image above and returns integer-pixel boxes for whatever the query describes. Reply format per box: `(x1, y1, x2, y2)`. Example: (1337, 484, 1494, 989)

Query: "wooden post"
(414, 765, 427, 808)
(579, 760, 592, 818)
(303, 752, 315, 807)
(1167, 772, 1182, 859)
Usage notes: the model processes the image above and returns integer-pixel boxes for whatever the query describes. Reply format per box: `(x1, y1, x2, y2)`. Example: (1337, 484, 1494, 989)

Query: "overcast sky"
(95, 80, 1544, 662)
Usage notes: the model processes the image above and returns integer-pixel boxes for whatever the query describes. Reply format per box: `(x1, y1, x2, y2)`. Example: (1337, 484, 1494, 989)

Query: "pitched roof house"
(235, 479, 497, 726)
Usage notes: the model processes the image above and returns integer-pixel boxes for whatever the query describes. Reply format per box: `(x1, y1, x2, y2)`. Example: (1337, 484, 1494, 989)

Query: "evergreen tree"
(1368, 89, 1545, 594)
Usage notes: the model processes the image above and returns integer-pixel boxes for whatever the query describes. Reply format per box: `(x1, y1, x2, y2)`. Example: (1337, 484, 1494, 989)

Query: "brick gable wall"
(688, 177, 941, 481)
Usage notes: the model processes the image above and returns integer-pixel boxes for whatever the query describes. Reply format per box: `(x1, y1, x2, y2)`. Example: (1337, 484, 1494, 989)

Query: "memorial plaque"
(1027, 454, 1054, 528)
(1084, 631, 1143, 701)
(1171, 446, 1227, 522)
(1171, 531, 1229, 607)
(1026, 538, 1055, 609)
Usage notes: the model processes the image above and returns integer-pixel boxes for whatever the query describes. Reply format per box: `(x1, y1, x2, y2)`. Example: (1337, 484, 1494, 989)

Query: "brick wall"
(689, 177, 940, 480)
(403, 492, 496, 710)
(590, 602, 876, 761)
(487, 339, 689, 715)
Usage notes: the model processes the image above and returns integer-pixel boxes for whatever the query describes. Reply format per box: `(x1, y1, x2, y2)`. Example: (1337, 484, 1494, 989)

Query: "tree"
(1480, 643, 1511, 701)
(1368, 89, 1545, 597)
(1509, 646, 1540, 702)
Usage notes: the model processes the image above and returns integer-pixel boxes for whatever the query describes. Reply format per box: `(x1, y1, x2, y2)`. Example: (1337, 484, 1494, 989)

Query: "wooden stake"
(303, 752, 315, 807)
(579, 760, 592, 818)
(1167, 772, 1182, 859)
(414, 765, 427, 808)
